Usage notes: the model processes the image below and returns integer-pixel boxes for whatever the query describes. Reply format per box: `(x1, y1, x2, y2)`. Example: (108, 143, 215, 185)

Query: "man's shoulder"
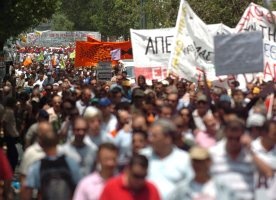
(171, 147, 190, 159)
(140, 147, 153, 157)
(104, 175, 122, 188)
(209, 139, 226, 156)
(78, 172, 103, 185)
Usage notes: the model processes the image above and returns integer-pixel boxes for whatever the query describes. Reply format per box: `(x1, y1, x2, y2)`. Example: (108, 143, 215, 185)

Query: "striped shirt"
(209, 139, 255, 200)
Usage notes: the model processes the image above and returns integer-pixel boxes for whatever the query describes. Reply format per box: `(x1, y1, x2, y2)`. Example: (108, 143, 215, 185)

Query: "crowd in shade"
(1, 52, 276, 200)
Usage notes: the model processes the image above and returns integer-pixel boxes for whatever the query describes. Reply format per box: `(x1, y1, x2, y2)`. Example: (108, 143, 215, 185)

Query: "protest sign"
(214, 31, 264, 76)
(27, 31, 101, 47)
(97, 62, 113, 81)
(131, 23, 233, 83)
(130, 28, 175, 81)
(168, 0, 217, 82)
(236, 3, 276, 81)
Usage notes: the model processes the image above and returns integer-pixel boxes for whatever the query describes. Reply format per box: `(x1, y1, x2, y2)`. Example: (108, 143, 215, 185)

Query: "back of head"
(83, 106, 102, 119)
(38, 122, 58, 149)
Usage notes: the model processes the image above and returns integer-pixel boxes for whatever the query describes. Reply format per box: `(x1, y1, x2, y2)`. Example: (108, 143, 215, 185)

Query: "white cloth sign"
(130, 28, 175, 81)
(168, 0, 221, 82)
(236, 3, 276, 81)
(27, 31, 101, 47)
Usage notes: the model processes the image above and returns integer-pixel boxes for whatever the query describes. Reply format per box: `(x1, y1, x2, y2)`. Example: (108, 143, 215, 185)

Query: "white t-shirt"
(59, 143, 97, 178)
(19, 143, 45, 175)
(252, 137, 276, 200)
(140, 147, 194, 200)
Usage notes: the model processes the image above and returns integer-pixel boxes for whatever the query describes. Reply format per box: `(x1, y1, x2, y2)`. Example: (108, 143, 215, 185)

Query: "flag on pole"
(37, 51, 44, 61)
(60, 58, 66, 69)
(110, 49, 121, 60)
(23, 56, 32, 66)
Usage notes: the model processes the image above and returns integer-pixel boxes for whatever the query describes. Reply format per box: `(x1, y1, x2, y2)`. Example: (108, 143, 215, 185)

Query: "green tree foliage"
(0, 0, 59, 48)
(52, 0, 275, 39)
(51, 13, 74, 31)
(187, 0, 264, 27)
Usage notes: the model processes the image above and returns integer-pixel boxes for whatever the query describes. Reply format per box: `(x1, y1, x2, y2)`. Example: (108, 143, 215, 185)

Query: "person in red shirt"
(100, 154, 160, 200)
(0, 148, 13, 200)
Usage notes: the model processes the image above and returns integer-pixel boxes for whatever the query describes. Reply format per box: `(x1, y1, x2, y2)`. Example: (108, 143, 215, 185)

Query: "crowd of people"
(0, 52, 276, 200)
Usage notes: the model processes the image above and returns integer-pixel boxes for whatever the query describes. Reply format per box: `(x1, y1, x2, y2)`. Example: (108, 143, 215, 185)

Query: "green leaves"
(0, 0, 59, 45)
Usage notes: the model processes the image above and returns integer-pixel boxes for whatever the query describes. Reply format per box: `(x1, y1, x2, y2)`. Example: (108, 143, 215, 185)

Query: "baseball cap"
(189, 146, 210, 160)
(246, 113, 266, 128)
(38, 109, 49, 120)
(99, 97, 112, 107)
(219, 94, 231, 103)
(133, 89, 145, 97)
(197, 94, 207, 102)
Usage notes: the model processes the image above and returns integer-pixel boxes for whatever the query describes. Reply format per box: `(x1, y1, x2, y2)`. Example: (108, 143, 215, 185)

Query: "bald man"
(47, 95, 62, 122)
(20, 122, 54, 186)
(22, 122, 81, 200)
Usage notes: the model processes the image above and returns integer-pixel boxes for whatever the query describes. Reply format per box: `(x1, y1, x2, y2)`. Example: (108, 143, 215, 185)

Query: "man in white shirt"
(83, 106, 113, 150)
(140, 119, 194, 200)
(59, 117, 97, 178)
(169, 146, 216, 200)
(251, 119, 276, 200)
(33, 72, 45, 91)
(76, 88, 92, 115)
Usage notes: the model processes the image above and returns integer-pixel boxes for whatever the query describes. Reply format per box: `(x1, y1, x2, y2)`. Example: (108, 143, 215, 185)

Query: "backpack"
(40, 155, 75, 200)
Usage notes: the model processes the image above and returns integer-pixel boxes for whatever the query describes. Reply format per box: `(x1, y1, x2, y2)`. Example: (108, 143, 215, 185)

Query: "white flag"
(168, 0, 216, 82)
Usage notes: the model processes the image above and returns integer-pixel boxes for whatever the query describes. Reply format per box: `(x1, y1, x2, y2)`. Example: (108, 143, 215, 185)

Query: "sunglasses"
(131, 172, 147, 179)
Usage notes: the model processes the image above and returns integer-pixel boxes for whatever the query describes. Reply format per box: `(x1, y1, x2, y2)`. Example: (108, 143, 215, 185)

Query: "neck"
(228, 151, 240, 160)
(261, 137, 274, 151)
(194, 174, 210, 184)
(72, 141, 85, 148)
(99, 169, 113, 180)
(44, 147, 58, 157)
(156, 146, 173, 159)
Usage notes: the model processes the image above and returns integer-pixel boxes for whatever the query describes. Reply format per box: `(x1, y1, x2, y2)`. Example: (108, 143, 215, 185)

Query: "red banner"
(75, 40, 132, 67)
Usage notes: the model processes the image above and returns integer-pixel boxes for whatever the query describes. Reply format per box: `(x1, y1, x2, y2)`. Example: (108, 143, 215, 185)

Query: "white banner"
(27, 31, 101, 47)
(130, 28, 175, 81)
(236, 3, 276, 81)
(168, 0, 217, 82)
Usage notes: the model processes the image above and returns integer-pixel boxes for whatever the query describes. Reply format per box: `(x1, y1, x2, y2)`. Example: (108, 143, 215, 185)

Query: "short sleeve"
(25, 161, 41, 189)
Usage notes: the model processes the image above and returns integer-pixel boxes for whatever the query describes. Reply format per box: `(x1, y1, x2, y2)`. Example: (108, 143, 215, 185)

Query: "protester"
(100, 154, 161, 200)
(73, 143, 118, 200)
(59, 117, 97, 177)
(21, 122, 81, 200)
(169, 146, 216, 200)
(210, 118, 273, 200)
(83, 106, 113, 149)
(140, 119, 194, 199)
(2, 40, 276, 200)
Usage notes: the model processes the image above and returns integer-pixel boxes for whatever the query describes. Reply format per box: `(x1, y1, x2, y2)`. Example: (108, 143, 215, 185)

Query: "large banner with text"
(236, 3, 276, 81)
(27, 31, 101, 47)
(130, 28, 175, 81)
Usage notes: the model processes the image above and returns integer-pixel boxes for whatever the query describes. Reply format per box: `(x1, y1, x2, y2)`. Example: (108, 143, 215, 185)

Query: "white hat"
(246, 113, 266, 128)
